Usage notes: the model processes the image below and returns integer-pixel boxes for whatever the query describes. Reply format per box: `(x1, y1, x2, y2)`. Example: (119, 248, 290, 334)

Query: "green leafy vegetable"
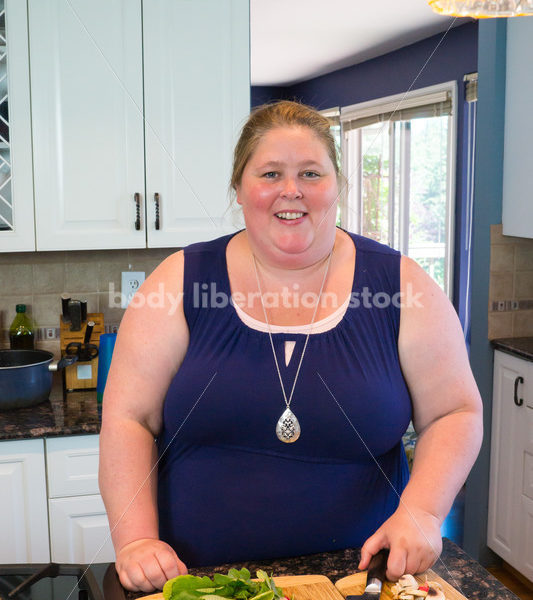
(162, 567, 287, 600)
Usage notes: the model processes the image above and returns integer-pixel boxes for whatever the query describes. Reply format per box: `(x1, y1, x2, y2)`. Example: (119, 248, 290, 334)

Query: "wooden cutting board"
(335, 569, 468, 599)
(140, 574, 345, 599)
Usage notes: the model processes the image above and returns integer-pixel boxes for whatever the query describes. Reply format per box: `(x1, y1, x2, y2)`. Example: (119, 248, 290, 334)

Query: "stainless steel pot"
(0, 349, 77, 410)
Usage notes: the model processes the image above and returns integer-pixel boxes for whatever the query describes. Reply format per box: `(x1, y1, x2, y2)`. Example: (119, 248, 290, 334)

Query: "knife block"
(60, 312, 104, 391)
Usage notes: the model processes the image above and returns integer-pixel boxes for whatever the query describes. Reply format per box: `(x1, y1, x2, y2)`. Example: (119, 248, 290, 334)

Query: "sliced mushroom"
(403, 587, 428, 597)
(392, 583, 403, 595)
(398, 574, 419, 589)
(428, 581, 443, 592)
(427, 585, 446, 600)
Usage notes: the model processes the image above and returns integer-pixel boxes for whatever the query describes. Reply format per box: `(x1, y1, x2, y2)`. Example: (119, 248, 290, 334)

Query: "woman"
(99, 101, 482, 593)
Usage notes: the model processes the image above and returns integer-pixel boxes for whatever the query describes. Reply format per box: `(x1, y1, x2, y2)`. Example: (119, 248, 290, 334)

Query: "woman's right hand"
(115, 538, 188, 592)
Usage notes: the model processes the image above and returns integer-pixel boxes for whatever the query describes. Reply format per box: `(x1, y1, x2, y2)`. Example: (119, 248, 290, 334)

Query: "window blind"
(319, 107, 340, 127)
(464, 72, 478, 103)
(341, 90, 452, 131)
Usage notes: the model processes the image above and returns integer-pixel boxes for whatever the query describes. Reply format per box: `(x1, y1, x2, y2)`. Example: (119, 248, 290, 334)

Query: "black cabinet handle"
(134, 193, 141, 230)
(154, 193, 160, 230)
(514, 375, 524, 407)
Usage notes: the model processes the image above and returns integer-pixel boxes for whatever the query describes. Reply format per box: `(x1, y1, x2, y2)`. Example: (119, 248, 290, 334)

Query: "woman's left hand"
(358, 504, 442, 580)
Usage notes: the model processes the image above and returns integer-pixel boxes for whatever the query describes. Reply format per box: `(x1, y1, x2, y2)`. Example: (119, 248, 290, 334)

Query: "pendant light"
(429, 0, 533, 17)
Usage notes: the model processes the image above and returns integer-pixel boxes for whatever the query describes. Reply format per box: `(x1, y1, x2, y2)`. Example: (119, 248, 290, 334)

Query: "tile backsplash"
(0, 247, 179, 354)
(489, 224, 533, 339)
(3, 226, 530, 350)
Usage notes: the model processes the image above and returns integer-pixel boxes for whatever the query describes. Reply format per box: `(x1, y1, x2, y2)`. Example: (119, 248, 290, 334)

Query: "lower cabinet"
(46, 435, 115, 563)
(49, 495, 115, 564)
(488, 350, 533, 581)
(0, 438, 50, 563)
(0, 434, 115, 564)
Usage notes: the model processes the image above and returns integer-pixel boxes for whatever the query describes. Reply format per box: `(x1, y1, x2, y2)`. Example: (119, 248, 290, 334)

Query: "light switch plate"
(121, 271, 145, 308)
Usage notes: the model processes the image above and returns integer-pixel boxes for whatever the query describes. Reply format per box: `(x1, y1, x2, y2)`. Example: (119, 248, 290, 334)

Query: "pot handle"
(49, 355, 78, 371)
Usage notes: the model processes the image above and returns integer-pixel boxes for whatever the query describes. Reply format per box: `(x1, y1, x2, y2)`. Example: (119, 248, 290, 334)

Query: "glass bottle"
(9, 304, 35, 350)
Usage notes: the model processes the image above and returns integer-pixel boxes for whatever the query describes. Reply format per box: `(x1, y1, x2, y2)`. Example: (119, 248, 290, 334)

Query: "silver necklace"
(252, 249, 333, 443)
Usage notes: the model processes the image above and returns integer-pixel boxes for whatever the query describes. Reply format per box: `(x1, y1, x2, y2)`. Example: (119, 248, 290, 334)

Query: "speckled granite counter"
(0, 371, 100, 440)
(492, 336, 533, 362)
(113, 539, 517, 599)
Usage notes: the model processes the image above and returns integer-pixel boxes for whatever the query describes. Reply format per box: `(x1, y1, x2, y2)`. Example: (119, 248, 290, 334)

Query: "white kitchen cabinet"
(0, 434, 114, 564)
(0, 438, 50, 563)
(49, 494, 115, 564)
(29, 0, 250, 251)
(143, 0, 249, 247)
(0, 0, 36, 252)
(488, 350, 533, 580)
(46, 433, 101, 497)
(502, 18, 533, 239)
(46, 434, 115, 563)
(29, 0, 146, 251)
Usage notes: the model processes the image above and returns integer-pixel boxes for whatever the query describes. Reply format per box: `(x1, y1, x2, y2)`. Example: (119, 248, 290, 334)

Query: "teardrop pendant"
(276, 407, 301, 443)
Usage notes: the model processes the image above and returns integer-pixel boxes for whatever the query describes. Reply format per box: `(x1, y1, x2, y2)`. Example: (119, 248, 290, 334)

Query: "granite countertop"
(0, 371, 101, 441)
(492, 336, 533, 362)
(110, 538, 517, 600)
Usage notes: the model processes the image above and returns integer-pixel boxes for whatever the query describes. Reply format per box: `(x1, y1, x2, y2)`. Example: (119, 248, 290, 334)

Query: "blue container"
(97, 333, 117, 404)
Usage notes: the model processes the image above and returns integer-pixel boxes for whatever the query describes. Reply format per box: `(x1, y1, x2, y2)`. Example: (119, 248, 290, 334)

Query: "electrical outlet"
(121, 271, 145, 308)
(36, 327, 58, 340)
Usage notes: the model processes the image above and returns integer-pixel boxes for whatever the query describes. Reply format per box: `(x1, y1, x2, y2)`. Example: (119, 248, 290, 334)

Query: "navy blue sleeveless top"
(157, 230, 412, 567)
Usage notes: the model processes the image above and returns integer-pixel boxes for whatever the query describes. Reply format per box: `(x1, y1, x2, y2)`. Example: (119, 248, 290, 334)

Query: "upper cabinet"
(27, 0, 250, 251)
(143, 1, 250, 247)
(0, 0, 35, 252)
(29, 0, 145, 250)
(502, 18, 533, 239)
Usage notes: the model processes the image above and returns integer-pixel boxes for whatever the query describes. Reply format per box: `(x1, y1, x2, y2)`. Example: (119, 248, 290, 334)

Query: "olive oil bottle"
(9, 304, 35, 350)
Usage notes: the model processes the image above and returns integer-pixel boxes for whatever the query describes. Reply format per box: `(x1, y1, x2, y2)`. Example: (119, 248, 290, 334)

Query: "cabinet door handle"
(514, 375, 524, 407)
(154, 193, 160, 230)
(134, 193, 141, 230)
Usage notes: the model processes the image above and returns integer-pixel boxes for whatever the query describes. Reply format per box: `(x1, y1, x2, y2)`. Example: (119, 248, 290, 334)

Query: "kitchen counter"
(107, 538, 517, 600)
(0, 371, 100, 440)
(492, 336, 533, 362)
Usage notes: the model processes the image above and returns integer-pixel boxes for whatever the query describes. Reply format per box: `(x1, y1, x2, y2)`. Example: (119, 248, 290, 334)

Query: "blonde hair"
(230, 100, 340, 190)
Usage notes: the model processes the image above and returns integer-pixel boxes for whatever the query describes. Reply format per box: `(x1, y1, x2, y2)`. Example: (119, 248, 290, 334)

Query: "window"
(340, 83, 457, 297)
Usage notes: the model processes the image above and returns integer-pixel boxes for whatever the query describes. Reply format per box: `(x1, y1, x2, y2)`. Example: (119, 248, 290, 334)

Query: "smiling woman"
(99, 100, 482, 594)
(235, 126, 339, 266)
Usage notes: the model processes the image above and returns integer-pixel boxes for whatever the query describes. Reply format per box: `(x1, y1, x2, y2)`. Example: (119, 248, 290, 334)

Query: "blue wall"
(463, 19, 507, 565)
(252, 22, 478, 322)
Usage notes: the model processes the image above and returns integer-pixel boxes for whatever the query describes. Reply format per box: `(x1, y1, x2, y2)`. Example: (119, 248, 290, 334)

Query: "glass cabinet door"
(0, 1, 13, 233)
(0, 0, 35, 251)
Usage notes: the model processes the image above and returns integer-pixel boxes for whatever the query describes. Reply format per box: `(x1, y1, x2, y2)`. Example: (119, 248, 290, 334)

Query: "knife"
(68, 299, 82, 331)
(345, 549, 389, 600)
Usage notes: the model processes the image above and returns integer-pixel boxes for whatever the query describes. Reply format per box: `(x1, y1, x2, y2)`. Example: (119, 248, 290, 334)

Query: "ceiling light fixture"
(429, 0, 533, 17)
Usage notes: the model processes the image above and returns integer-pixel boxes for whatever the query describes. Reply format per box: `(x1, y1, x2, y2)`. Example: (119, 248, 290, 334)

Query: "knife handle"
(84, 320, 95, 345)
(367, 548, 389, 586)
